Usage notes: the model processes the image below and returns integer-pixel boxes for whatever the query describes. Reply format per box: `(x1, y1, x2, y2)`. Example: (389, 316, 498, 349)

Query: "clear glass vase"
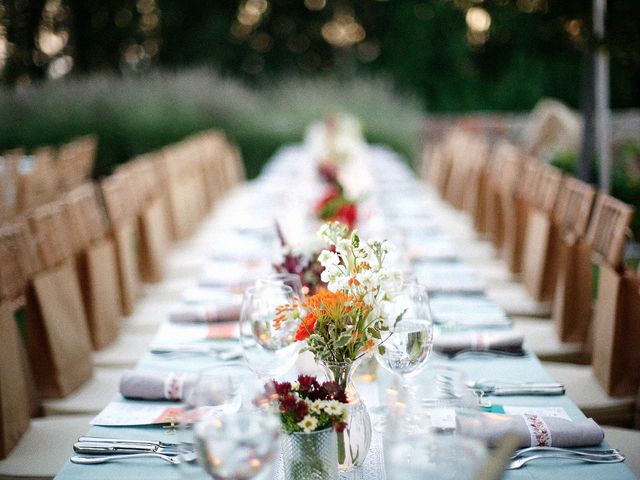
(320, 358, 372, 472)
(281, 428, 338, 480)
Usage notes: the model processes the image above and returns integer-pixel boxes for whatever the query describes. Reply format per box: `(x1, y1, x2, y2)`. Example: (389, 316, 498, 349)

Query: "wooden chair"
(552, 178, 597, 343)
(0, 149, 22, 223)
(101, 173, 141, 316)
(545, 195, 637, 426)
(15, 147, 58, 214)
(503, 154, 539, 275)
(56, 135, 97, 192)
(521, 163, 564, 301)
(24, 202, 95, 398)
(117, 155, 170, 284)
(62, 183, 122, 349)
(0, 298, 93, 478)
(23, 203, 124, 415)
(464, 136, 491, 236)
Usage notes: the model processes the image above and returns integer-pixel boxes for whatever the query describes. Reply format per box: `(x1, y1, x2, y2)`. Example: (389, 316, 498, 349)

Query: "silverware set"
(506, 446, 625, 469)
(436, 374, 565, 398)
(70, 437, 196, 465)
(444, 348, 527, 360)
(149, 344, 243, 360)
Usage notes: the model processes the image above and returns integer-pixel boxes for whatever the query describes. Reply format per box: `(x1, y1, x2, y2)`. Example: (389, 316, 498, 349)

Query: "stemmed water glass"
(254, 272, 304, 298)
(179, 365, 281, 479)
(374, 281, 434, 431)
(376, 281, 434, 383)
(239, 284, 300, 381)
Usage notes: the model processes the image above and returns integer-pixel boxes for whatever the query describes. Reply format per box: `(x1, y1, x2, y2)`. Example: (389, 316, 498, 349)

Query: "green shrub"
(0, 69, 424, 179)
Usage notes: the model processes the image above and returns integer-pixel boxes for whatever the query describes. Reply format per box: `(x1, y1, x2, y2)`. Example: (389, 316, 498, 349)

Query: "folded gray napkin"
(119, 370, 197, 401)
(169, 304, 241, 324)
(457, 413, 604, 448)
(433, 330, 524, 355)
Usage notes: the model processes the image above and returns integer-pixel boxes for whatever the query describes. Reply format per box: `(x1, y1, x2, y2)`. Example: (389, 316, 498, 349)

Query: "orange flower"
(295, 312, 317, 341)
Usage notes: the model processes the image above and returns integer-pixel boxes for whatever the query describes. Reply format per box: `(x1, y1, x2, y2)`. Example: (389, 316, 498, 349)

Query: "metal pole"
(593, 0, 611, 192)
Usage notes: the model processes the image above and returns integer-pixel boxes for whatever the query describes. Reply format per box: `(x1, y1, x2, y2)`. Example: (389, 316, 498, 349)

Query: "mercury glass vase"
(320, 358, 372, 472)
(281, 428, 338, 480)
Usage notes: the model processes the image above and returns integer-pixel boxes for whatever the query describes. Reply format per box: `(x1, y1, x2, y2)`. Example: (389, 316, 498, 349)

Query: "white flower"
(318, 250, 339, 267)
(323, 400, 345, 417)
(308, 400, 324, 414)
(298, 415, 319, 433)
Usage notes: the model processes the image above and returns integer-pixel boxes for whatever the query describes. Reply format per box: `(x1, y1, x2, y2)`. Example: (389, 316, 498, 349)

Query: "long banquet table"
(54, 142, 636, 480)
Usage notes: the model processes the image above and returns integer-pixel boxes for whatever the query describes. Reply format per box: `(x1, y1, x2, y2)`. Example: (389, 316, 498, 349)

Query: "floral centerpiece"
(314, 187, 358, 230)
(269, 375, 348, 480)
(274, 221, 403, 471)
(273, 223, 326, 296)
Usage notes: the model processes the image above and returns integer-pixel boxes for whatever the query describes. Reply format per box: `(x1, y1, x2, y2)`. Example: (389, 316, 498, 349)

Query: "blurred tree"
(1, 0, 639, 111)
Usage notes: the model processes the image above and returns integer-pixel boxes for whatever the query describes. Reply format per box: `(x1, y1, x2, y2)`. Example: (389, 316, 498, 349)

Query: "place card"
(502, 406, 571, 421)
(429, 408, 457, 431)
(91, 400, 183, 426)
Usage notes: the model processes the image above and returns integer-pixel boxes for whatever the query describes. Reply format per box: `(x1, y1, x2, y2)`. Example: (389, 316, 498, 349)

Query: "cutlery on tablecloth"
(512, 447, 621, 459)
(73, 441, 181, 455)
(78, 436, 181, 447)
(505, 452, 625, 469)
(464, 380, 565, 396)
(71, 451, 198, 465)
(445, 348, 527, 360)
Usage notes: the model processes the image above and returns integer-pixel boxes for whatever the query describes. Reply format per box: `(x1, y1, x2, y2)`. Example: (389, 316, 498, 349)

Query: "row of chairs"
(422, 125, 640, 424)
(0, 129, 245, 478)
(0, 136, 97, 222)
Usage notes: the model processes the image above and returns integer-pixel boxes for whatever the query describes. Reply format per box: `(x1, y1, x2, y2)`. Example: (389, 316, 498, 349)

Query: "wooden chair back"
(586, 194, 634, 269)
(27, 202, 72, 270)
(462, 135, 490, 230)
(100, 172, 141, 315)
(521, 164, 563, 301)
(551, 178, 597, 343)
(63, 183, 108, 255)
(554, 177, 596, 240)
(0, 224, 28, 306)
(25, 202, 94, 397)
(118, 155, 170, 283)
(63, 183, 120, 349)
(496, 143, 526, 273)
(15, 147, 58, 213)
(0, 149, 22, 222)
(56, 135, 97, 192)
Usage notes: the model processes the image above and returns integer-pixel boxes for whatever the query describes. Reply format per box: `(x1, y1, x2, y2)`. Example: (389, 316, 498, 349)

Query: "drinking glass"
(254, 272, 305, 298)
(376, 281, 434, 385)
(178, 363, 254, 477)
(373, 281, 433, 431)
(239, 284, 300, 380)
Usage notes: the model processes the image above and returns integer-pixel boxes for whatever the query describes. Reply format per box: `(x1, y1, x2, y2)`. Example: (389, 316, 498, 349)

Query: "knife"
(73, 441, 180, 455)
(466, 382, 565, 396)
(78, 436, 182, 448)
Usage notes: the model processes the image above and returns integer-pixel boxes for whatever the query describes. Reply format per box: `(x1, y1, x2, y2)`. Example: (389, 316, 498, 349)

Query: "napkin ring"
(523, 413, 551, 447)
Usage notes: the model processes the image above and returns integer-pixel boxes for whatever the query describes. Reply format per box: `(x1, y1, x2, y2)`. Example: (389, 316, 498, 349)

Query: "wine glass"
(376, 281, 434, 384)
(374, 281, 433, 431)
(239, 284, 300, 380)
(178, 363, 254, 476)
(193, 409, 281, 480)
(254, 272, 304, 298)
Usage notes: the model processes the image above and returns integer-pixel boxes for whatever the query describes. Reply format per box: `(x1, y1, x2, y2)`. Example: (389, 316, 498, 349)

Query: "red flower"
(335, 203, 357, 230)
(294, 312, 317, 341)
(294, 400, 309, 421)
(273, 381, 292, 397)
(280, 395, 297, 413)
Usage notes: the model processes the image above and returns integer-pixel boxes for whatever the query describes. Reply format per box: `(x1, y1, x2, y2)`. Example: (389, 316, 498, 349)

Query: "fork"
(71, 451, 198, 465)
(445, 349, 527, 360)
(71, 453, 182, 465)
(506, 452, 625, 469)
(512, 446, 621, 459)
